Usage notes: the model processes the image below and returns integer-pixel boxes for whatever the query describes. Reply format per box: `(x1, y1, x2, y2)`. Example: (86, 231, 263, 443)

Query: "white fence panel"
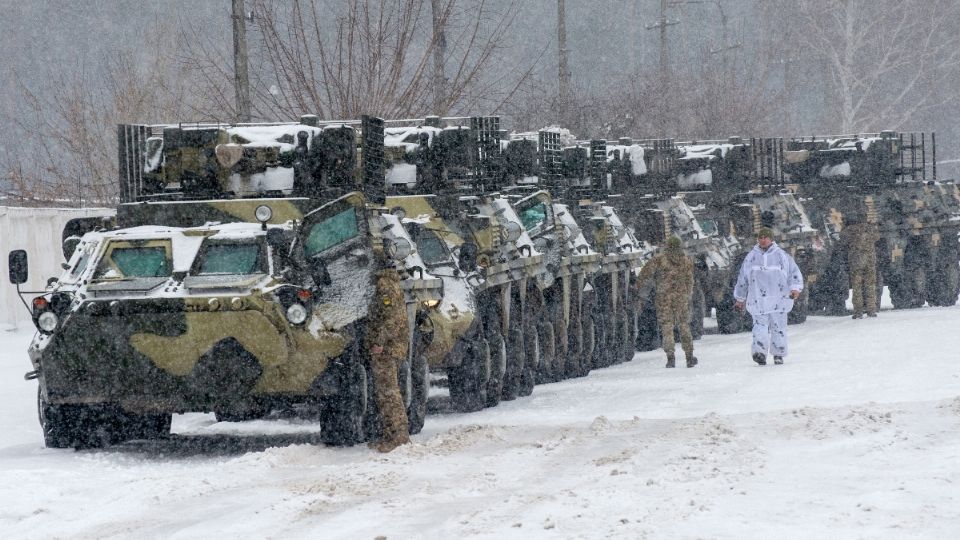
(1, 207, 114, 329)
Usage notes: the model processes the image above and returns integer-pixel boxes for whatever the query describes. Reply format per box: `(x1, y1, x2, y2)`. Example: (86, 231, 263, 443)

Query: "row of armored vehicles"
(10, 115, 957, 449)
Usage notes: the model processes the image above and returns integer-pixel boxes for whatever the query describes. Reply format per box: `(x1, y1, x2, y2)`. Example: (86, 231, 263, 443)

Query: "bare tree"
(5, 23, 202, 203)
(781, 0, 960, 133)
(180, 0, 537, 121)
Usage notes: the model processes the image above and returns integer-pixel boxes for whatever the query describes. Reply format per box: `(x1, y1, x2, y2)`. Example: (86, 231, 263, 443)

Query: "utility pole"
(430, 0, 448, 116)
(232, 0, 252, 123)
(557, 0, 572, 120)
(645, 0, 679, 132)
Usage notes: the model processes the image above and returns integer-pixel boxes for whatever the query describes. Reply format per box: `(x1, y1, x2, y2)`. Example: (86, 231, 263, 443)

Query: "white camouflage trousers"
(751, 312, 789, 357)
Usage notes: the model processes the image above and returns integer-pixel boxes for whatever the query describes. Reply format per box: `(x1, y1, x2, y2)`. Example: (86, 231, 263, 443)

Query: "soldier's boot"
(686, 355, 698, 368)
(852, 313, 863, 319)
(774, 356, 784, 365)
(867, 312, 877, 318)
(752, 352, 766, 366)
(665, 354, 676, 368)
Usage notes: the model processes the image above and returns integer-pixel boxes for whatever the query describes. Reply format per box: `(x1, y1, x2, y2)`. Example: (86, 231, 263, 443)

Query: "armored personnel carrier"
(9, 117, 451, 448)
(671, 138, 826, 331)
(498, 128, 653, 367)
(574, 136, 741, 340)
(783, 131, 960, 312)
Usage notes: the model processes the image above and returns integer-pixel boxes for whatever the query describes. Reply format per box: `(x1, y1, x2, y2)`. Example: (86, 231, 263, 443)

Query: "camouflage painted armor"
(840, 222, 880, 317)
(365, 268, 410, 451)
(636, 241, 695, 361)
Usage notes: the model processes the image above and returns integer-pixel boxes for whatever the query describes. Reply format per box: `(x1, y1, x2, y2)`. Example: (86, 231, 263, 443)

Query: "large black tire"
(38, 390, 81, 449)
(808, 250, 849, 316)
(925, 243, 960, 307)
(577, 307, 595, 377)
(716, 300, 746, 334)
(319, 357, 368, 446)
(623, 305, 638, 363)
(502, 324, 523, 401)
(38, 388, 137, 449)
(590, 309, 608, 369)
(635, 289, 660, 351)
(448, 336, 489, 412)
(485, 330, 506, 408)
(787, 287, 809, 325)
(403, 354, 429, 435)
(519, 325, 538, 397)
(890, 241, 927, 309)
(688, 286, 706, 340)
(535, 320, 558, 383)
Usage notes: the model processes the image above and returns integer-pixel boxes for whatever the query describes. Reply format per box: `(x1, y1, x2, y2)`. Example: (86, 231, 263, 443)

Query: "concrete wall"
(1, 207, 114, 329)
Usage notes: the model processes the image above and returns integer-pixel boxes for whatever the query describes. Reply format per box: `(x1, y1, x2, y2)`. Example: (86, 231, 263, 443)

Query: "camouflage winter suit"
(636, 242, 695, 363)
(365, 268, 411, 452)
(840, 222, 880, 317)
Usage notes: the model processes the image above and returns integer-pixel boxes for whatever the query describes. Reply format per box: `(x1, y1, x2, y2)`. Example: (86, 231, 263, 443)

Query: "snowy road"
(1, 307, 959, 539)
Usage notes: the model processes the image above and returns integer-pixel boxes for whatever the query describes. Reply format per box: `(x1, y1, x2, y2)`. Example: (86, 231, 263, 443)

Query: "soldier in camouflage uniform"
(636, 236, 698, 368)
(840, 217, 880, 319)
(365, 265, 411, 452)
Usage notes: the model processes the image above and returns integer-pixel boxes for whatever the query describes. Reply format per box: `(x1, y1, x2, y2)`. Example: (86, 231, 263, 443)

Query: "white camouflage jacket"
(733, 242, 804, 316)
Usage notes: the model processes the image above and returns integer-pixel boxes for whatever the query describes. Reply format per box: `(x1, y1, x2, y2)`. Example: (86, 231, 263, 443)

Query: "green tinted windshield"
(416, 230, 448, 265)
(98, 247, 169, 278)
(305, 207, 359, 256)
(519, 202, 547, 231)
(698, 218, 718, 236)
(198, 243, 261, 274)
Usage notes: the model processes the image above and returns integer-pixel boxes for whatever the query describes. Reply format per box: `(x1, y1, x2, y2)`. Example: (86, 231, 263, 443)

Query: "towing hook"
(24, 370, 39, 381)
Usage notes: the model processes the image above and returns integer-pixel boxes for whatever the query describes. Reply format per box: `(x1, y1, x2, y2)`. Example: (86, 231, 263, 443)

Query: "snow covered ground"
(2, 304, 959, 539)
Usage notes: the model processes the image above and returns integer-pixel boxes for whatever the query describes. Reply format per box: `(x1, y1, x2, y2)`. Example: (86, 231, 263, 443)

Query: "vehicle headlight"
(385, 237, 412, 261)
(255, 204, 273, 223)
(286, 303, 309, 325)
(37, 311, 59, 333)
(502, 221, 522, 243)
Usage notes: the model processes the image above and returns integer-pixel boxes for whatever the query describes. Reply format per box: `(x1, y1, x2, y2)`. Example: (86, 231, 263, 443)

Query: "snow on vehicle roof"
(94, 222, 274, 274)
(606, 144, 648, 175)
(678, 143, 736, 161)
(227, 124, 326, 151)
(385, 126, 441, 151)
(552, 203, 595, 254)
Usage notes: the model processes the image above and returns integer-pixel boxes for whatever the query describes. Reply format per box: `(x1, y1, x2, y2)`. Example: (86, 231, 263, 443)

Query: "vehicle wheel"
(485, 330, 505, 408)
(590, 310, 608, 369)
(808, 250, 848, 315)
(614, 308, 630, 365)
(449, 336, 489, 412)
(535, 321, 557, 383)
(890, 242, 926, 309)
(787, 287, 809, 324)
(502, 319, 523, 401)
(404, 354, 429, 435)
(689, 286, 706, 340)
(635, 289, 660, 351)
(319, 357, 368, 446)
(38, 389, 128, 449)
(519, 326, 537, 397)
(623, 305, 638, 363)
(925, 244, 959, 307)
(38, 389, 79, 449)
(577, 308, 594, 377)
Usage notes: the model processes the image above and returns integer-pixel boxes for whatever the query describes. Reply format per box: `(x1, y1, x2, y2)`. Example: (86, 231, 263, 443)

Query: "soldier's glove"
(789, 290, 801, 300)
(734, 300, 745, 312)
